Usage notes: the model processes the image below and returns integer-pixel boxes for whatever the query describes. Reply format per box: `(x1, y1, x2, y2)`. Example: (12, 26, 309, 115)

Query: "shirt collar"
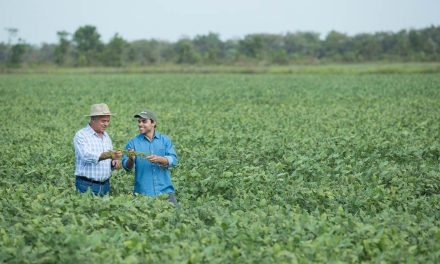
(86, 124, 108, 138)
(142, 131, 160, 141)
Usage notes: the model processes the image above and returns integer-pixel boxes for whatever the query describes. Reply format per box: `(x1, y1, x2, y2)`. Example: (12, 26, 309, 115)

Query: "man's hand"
(127, 149, 136, 161)
(111, 150, 123, 159)
(112, 159, 121, 170)
(147, 155, 169, 166)
(99, 150, 122, 161)
(125, 149, 136, 170)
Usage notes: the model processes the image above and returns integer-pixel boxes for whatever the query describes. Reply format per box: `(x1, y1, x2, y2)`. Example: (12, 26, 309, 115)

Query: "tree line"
(1, 25, 439, 67)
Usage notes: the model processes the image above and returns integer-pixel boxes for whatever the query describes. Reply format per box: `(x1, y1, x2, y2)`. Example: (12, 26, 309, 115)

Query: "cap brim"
(134, 114, 148, 119)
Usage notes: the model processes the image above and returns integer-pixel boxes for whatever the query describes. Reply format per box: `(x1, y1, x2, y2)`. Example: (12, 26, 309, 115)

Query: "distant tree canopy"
(73, 25, 104, 66)
(1, 25, 440, 67)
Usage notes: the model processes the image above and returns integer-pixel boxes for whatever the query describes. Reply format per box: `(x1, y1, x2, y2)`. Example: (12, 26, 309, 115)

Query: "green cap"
(134, 109, 157, 123)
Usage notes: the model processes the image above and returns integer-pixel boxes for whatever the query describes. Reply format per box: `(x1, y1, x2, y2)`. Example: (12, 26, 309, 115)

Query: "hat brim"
(85, 113, 116, 117)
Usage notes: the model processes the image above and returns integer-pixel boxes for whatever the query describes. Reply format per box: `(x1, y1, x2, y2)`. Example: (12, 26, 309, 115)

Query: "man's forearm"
(99, 151, 112, 161)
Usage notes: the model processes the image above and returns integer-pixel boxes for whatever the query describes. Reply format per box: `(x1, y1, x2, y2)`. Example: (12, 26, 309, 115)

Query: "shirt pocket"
(156, 147, 166, 156)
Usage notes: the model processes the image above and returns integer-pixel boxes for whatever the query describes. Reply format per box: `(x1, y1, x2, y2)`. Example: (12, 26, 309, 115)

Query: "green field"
(1, 73, 439, 263)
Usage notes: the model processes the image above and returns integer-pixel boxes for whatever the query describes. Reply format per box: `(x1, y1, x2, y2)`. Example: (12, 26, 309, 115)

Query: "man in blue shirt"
(73, 103, 122, 196)
(122, 109, 178, 206)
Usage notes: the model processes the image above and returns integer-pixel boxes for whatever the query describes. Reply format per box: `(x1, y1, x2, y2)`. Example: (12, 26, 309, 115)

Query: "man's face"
(138, 118, 155, 134)
(90, 115, 110, 134)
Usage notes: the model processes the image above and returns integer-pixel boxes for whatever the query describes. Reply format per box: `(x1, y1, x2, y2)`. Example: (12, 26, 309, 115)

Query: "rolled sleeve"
(164, 140, 178, 167)
(74, 133, 100, 165)
(164, 156, 174, 167)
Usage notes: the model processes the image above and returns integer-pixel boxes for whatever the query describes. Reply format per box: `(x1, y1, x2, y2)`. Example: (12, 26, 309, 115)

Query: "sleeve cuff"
(89, 153, 100, 165)
(165, 156, 173, 167)
(122, 158, 132, 171)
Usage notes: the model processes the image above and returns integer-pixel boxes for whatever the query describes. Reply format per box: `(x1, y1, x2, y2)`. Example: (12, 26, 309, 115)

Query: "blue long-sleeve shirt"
(122, 132, 178, 196)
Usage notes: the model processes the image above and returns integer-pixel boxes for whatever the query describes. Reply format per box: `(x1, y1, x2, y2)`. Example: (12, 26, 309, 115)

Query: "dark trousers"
(76, 176, 110, 196)
(168, 193, 179, 208)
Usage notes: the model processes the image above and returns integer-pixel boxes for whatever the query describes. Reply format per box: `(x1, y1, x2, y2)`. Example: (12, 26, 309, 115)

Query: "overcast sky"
(1, 0, 439, 45)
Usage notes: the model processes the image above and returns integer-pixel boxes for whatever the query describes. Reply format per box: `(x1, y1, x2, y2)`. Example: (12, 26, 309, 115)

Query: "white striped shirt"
(73, 124, 114, 182)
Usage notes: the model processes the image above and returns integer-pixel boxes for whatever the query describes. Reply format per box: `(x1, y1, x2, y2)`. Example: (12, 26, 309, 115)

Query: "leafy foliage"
(0, 73, 439, 263)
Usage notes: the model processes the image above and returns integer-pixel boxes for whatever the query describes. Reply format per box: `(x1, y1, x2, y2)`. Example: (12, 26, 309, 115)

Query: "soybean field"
(1, 73, 440, 263)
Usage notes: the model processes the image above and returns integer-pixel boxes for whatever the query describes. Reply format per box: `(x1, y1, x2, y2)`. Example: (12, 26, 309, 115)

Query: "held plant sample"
(113, 149, 152, 159)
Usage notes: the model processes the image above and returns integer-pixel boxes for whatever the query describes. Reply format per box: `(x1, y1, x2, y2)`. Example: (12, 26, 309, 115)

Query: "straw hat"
(85, 103, 115, 117)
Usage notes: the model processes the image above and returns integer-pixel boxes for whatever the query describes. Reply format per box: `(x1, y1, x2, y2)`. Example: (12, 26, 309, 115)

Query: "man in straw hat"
(73, 103, 122, 196)
(122, 109, 179, 206)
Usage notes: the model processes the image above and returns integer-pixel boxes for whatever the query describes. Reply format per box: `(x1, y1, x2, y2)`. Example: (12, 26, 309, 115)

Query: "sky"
(1, 0, 439, 45)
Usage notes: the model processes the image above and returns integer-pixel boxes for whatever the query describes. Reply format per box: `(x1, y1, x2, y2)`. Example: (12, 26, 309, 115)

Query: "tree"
(72, 25, 103, 66)
(102, 34, 127, 66)
(175, 38, 199, 64)
(193, 32, 223, 63)
(0, 43, 8, 64)
(54, 31, 71, 65)
(5, 27, 18, 45)
(3, 28, 26, 67)
(393, 30, 410, 59)
(420, 26, 440, 60)
(352, 33, 382, 61)
(8, 40, 27, 67)
(126, 39, 168, 65)
(239, 34, 289, 63)
(284, 32, 320, 61)
(239, 34, 264, 59)
(37, 43, 56, 64)
(321, 31, 352, 61)
(222, 39, 239, 63)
